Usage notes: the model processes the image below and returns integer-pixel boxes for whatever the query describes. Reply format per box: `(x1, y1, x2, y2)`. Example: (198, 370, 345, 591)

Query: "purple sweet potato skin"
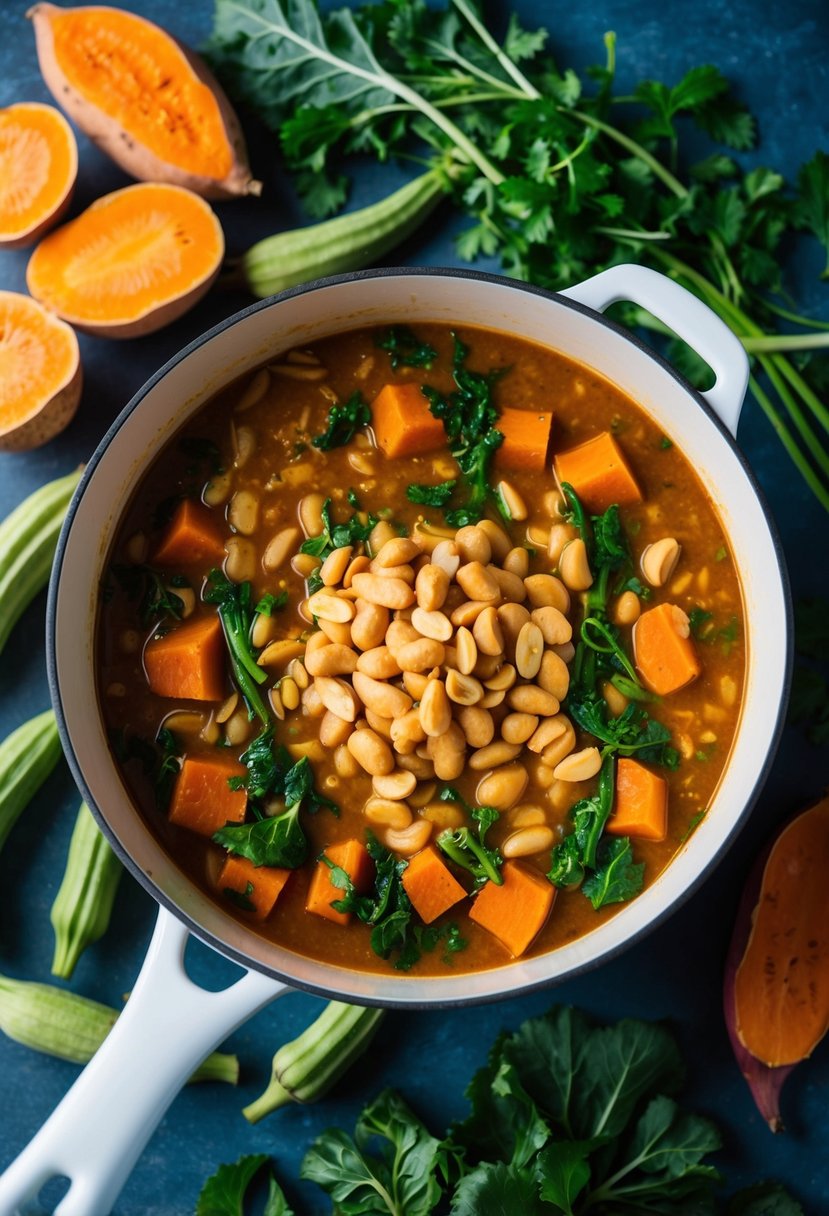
(723, 827, 794, 1132)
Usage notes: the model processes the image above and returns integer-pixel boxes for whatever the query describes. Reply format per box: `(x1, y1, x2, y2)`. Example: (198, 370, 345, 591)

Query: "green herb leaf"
(406, 479, 457, 506)
(376, 326, 438, 369)
(794, 151, 829, 277)
(582, 836, 645, 909)
(196, 1153, 270, 1216)
(312, 391, 371, 451)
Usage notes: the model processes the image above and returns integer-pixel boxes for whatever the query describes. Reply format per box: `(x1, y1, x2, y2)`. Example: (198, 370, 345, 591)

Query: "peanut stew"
(97, 324, 745, 975)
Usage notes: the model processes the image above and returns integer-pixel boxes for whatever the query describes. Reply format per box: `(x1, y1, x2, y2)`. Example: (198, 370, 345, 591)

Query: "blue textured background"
(1, 0, 828, 1212)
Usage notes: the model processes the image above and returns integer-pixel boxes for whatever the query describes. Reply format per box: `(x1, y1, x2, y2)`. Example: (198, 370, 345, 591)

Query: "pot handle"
(560, 264, 749, 437)
(0, 906, 287, 1216)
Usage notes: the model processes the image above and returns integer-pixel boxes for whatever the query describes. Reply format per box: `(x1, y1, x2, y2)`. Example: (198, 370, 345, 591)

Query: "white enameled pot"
(0, 265, 789, 1216)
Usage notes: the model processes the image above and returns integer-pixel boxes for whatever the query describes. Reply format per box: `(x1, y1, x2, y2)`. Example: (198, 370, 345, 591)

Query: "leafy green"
(196, 1153, 294, 1216)
(301, 1090, 443, 1215)
(111, 564, 188, 630)
(376, 325, 438, 369)
(203, 570, 270, 723)
(254, 590, 288, 616)
(420, 335, 505, 527)
(728, 1182, 804, 1215)
(299, 497, 379, 591)
(325, 832, 465, 970)
(311, 391, 371, 450)
(406, 479, 457, 507)
(582, 836, 645, 909)
(110, 726, 181, 811)
(214, 753, 333, 870)
(436, 789, 503, 888)
(210, 0, 829, 514)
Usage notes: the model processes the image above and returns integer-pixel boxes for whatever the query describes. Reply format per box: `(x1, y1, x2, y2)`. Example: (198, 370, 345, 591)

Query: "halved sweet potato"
(28, 3, 260, 199)
(0, 102, 77, 248)
(26, 183, 224, 339)
(0, 291, 81, 451)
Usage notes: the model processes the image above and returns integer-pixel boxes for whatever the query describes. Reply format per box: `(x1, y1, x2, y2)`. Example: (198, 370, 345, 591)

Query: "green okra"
(243, 1000, 385, 1123)
(0, 709, 62, 855)
(51, 802, 123, 980)
(0, 468, 82, 656)
(0, 974, 238, 1085)
(239, 171, 444, 298)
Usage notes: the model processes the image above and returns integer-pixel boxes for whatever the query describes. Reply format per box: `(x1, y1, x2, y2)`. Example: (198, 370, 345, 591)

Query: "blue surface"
(1, 1, 828, 1212)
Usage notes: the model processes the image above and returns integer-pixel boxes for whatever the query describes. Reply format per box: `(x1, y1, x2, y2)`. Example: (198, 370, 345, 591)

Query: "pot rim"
(46, 264, 793, 1009)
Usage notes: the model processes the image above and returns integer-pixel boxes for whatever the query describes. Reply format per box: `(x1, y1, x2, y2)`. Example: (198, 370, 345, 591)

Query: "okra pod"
(239, 171, 445, 298)
(0, 709, 62, 854)
(0, 468, 82, 656)
(0, 974, 238, 1085)
(243, 1000, 385, 1123)
(51, 803, 123, 979)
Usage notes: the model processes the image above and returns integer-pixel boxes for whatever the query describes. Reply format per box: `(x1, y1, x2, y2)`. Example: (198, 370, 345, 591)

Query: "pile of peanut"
(281, 517, 608, 861)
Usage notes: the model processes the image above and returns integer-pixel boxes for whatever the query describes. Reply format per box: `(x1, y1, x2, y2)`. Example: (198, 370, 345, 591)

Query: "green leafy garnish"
(420, 335, 505, 527)
(311, 391, 371, 450)
(255, 590, 288, 616)
(376, 325, 438, 369)
(214, 753, 320, 869)
(203, 570, 270, 723)
(406, 479, 457, 507)
(111, 564, 187, 629)
(436, 789, 503, 888)
(582, 836, 645, 909)
(689, 605, 740, 653)
(299, 498, 379, 591)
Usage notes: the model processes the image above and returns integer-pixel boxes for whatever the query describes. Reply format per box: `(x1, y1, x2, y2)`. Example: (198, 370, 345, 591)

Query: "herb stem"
(451, 0, 541, 98)
(567, 108, 688, 198)
(742, 331, 829, 353)
(749, 375, 829, 511)
(757, 355, 829, 474)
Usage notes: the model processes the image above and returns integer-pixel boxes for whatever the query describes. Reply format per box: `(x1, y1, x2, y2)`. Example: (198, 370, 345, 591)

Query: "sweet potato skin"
(28, 3, 259, 199)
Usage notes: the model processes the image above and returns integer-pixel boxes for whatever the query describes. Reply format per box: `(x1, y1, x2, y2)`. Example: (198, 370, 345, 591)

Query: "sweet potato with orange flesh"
(26, 183, 224, 339)
(306, 839, 374, 926)
(371, 383, 446, 460)
(28, 4, 259, 199)
(469, 861, 555, 957)
(402, 845, 467, 925)
(735, 797, 829, 1067)
(554, 431, 642, 513)
(144, 615, 226, 702)
(168, 755, 247, 837)
(633, 602, 702, 696)
(725, 795, 829, 1131)
(607, 758, 668, 841)
(218, 855, 291, 920)
(0, 103, 77, 249)
(0, 291, 81, 451)
(493, 407, 553, 474)
(154, 499, 225, 568)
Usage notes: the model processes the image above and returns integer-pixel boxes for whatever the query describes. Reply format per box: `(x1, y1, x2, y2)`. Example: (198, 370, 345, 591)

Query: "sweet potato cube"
(554, 431, 642, 512)
(633, 602, 702, 696)
(607, 758, 668, 841)
(493, 406, 553, 474)
(402, 845, 467, 924)
(469, 861, 555, 957)
(153, 498, 225, 567)
(144, 615, 226, 701)
(306, 838, 374, 925)
(168, 755, 247, 837)
(371, 382, 446, 459)
(218, 854, 291, 919)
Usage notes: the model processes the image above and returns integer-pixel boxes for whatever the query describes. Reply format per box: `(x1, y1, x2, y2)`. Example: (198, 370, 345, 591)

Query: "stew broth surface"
(97, 324, 745, 975)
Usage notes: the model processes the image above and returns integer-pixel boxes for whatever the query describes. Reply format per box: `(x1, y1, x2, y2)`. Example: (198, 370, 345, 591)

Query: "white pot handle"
(0, 906, 287, 1216)
(561, 264, 749, 437)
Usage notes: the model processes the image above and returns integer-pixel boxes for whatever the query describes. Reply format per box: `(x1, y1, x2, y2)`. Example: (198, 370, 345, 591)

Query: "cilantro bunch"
(209, 0, 829, 512)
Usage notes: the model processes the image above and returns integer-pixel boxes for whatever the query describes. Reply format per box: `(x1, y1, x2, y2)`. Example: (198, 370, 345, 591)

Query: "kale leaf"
(406, 479, 457, 507)
(311, 391, 371, 450)
(376, 325, 438, 369)
(196, 1153, 294, 1216)
(203, 570, 270, 724)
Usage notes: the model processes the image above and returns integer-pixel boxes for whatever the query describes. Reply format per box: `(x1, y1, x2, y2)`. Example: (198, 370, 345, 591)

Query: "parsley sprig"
(210, 0, 829, 512)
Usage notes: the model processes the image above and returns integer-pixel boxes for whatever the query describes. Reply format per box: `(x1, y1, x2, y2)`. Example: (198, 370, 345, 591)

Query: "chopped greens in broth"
(97, 323, 744, 974)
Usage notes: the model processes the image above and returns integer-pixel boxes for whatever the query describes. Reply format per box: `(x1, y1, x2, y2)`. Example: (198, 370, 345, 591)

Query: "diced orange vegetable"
(153, 498, 225, 567)
(554, 431, 642, 512)
(402, 845, 467, 924)
(607, 758, 668, 841)
(371, 383, 446, 460)
(168, 754, 247, 837)
(306, 838, 375, 925)
(469, 861, 555, 957)
(633, 602, 702, 696)
(493, 406, 553, 474)
(144, 614, 226, 701)
(218, 854, 291, 919)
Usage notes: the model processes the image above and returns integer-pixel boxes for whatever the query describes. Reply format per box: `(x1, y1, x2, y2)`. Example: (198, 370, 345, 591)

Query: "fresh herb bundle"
(209, 0, 829, 511)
